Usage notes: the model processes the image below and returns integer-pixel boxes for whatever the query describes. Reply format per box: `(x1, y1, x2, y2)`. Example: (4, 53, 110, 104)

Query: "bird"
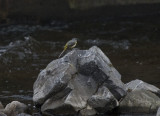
(58, 38, 78, 58)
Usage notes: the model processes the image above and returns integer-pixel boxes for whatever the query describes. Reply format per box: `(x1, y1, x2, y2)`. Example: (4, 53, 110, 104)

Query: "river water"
(0, 14, 160, 115)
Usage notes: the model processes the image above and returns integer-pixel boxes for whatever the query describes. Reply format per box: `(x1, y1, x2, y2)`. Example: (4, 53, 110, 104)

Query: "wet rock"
(157, 107, 160, 116)
(119, 90, 160, 114)
(33, 46, 126, 115)
(16, 113, 31, 116)
(125, 79, 160, 96)
(3, 101, 28, 116)
(88, 86, 119, 113)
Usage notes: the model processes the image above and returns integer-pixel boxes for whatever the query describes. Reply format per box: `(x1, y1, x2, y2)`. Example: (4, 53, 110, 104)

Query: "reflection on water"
(0, 15, 160, 114)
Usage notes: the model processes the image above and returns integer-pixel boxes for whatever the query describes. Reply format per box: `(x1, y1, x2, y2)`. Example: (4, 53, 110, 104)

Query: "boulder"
(3, 101, 28, 116)
(125, 79, 160, 96)
(157, 107, 160, 116)
(33, 46, 126, 115)
(119, 90, 160, 114)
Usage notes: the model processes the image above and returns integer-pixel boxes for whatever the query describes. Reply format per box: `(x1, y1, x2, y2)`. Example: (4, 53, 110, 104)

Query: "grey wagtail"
(58, 38, 77, 58)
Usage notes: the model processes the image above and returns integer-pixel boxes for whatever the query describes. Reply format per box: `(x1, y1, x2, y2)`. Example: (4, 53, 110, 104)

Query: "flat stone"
(120, 90, 160, 114)
(125, 79, 160, 96)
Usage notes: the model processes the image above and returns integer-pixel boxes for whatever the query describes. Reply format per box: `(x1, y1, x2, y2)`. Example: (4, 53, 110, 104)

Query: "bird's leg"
(58, 45, 67, 58)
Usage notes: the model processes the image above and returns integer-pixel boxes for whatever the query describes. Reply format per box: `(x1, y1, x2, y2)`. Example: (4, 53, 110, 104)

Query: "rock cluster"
(33, 46, 160, 116)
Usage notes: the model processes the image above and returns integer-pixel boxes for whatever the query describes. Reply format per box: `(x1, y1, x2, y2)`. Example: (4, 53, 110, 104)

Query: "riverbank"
(0, 1, 160, 24)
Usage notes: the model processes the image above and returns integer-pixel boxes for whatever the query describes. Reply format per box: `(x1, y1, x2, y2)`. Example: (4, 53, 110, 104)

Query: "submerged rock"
(119, 90, 160, 114)
(33, 46, 126, 115)
(2, 101, 28, 116)
(125, 79, 160, 96)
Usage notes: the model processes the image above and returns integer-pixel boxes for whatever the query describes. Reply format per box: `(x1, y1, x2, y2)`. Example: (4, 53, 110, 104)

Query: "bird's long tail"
(58, 45, 67, 58)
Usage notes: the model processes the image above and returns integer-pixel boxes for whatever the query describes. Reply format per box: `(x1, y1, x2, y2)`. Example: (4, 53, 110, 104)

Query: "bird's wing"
(71, 41, 77, 48)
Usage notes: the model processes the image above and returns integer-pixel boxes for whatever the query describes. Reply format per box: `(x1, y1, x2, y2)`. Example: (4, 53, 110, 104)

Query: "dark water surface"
(0, 14, 160, 115)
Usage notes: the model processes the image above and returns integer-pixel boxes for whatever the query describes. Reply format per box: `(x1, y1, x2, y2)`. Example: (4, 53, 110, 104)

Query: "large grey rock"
(33, 46, 126, 115)
(125, 79, 160, 96)
(120, 90, 160, 114)
(157, 107, 160, 116)
(88, 86, 119, 113)
(3, 101, 28, 116)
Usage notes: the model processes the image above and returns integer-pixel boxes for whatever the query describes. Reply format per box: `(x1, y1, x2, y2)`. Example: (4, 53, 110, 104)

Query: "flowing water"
(0, 14, 160, 115)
